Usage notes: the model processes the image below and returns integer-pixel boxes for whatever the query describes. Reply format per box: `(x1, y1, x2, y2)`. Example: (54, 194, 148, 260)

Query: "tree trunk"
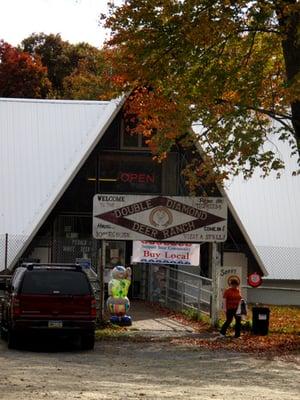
(276, 0, 300, 150)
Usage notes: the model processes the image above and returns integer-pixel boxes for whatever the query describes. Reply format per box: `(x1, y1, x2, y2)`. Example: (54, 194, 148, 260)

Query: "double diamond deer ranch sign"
(93, 195, 227, 242)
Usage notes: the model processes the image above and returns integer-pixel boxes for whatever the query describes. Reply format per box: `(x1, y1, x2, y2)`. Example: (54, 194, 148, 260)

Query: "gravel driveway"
(0, 338, 299, 400)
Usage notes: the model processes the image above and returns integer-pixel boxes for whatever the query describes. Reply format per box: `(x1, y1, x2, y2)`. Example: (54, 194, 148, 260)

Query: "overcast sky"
(0, 0, 118, 48)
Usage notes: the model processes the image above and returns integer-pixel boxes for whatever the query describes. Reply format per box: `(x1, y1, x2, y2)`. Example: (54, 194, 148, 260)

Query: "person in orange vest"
(220, 278, 242, 338)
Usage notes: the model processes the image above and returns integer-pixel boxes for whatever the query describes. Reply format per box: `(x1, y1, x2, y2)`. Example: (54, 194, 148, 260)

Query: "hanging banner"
(93, 194, 227, 242)
(132, 241, 200, 266)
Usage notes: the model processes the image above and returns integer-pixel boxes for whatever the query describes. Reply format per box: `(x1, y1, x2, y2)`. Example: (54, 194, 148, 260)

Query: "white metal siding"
(0, 97, 124, 268)
(224, 134, 300, 280)
(193, 121, 300, 280)
(248, 287, 300, 306)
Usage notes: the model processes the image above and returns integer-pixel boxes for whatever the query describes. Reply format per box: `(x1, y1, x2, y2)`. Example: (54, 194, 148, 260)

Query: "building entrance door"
(103, 241, 126, 290)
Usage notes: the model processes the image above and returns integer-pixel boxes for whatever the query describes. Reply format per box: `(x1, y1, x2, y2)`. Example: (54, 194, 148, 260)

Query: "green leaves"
(20, 33, 108, 99)
(102, 0, 300, 186)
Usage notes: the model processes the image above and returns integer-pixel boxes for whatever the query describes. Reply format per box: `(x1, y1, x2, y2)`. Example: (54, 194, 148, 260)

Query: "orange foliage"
(123, 88, 192, 159)
(101, 1, 300, 185)
(0, 40, 51, 98)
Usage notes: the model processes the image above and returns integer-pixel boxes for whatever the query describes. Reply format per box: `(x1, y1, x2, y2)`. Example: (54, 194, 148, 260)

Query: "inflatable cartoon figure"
(106, 265, 132, 326)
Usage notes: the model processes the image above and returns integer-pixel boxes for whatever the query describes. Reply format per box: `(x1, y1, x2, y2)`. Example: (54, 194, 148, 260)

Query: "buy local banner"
(132, 241, 200, 266)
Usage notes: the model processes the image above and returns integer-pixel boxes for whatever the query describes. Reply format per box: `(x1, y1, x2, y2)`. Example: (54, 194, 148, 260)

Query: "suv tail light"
(12, 295, 21, 317)
(90, 297, 97, 317)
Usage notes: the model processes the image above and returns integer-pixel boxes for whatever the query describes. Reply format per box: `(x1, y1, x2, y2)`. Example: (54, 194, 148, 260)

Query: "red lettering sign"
(119, 172, 155, 184)
(96, 196, 225, 240)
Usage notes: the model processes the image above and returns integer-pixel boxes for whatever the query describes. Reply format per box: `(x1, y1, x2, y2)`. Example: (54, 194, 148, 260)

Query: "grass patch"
(95, 323, 131, 340)
(182, 308, 210, 323)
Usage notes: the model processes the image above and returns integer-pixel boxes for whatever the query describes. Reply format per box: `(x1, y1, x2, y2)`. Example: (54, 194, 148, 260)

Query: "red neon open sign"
(119, 172, 155, 184)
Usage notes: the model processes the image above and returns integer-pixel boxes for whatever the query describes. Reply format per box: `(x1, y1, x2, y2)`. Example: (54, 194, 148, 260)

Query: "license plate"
(48, 320, 63, 328)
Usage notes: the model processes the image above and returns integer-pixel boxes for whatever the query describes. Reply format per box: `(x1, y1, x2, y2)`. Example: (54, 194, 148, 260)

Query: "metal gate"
(138, 264, 212, 316)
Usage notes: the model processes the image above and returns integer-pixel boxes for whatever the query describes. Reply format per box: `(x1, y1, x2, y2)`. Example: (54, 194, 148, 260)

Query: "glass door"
(104, 241, 126, 285)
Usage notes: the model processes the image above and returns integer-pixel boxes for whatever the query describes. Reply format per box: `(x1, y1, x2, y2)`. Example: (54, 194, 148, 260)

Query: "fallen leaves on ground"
(141, 301, 300, 356)
(171, 333, 300, 356)
(268, 306, 300, 333)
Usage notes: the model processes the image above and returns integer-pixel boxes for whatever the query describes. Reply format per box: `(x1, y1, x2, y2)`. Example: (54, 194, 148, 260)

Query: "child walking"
(220, 278, 242, 338)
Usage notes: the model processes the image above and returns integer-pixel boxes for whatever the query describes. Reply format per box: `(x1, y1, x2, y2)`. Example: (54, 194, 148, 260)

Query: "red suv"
(0, 263, 97, 349)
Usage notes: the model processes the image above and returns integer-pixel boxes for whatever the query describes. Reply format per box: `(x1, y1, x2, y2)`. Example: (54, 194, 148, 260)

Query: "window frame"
(120, 118, 149, 150)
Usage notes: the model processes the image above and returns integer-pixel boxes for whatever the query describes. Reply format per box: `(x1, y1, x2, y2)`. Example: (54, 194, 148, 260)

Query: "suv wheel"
(7, 329, 18, 349)
(81, 332, 95, 350)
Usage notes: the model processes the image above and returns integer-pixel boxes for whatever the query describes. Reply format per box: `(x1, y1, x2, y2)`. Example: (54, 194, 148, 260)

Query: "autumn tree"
(20, 33, 75, 95)
(0, 40, 51, 98)
(102, 0, 300, 186)
(20, 33, 110, 99)
(62, 46, 114, 100)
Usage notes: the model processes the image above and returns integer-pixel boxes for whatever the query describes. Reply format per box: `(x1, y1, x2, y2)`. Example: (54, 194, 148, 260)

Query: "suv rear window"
(20, 270, 91, 295)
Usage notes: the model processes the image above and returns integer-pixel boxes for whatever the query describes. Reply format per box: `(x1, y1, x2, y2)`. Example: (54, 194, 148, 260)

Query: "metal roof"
(255, 246, 300, 280)
(0, 97, 124, 268)
(224, 134, 300, 280)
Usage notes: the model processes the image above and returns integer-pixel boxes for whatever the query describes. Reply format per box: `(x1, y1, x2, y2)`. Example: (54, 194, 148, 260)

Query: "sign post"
(211, 242, 221, 327)
(98, 240, 106, 323)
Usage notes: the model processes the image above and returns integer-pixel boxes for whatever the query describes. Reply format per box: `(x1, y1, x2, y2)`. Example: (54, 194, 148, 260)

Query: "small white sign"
(132, 241, 200, 266)
(258, 314, 267, 320)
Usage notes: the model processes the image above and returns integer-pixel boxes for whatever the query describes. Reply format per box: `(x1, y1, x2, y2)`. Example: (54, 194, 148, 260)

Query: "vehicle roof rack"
(23, 263, 82, 271)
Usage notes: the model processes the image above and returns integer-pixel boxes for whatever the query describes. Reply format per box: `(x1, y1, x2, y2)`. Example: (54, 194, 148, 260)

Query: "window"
(120, 118, 148, 150)
(21, 270, 91, 295)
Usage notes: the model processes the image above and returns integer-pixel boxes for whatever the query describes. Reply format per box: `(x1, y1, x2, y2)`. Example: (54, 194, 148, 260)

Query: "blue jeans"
(220, 308, 241, 337)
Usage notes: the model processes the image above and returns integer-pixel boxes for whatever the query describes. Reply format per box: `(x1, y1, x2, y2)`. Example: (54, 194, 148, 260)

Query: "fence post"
(165, 267, 169, 307)
(197, 279, 201, 314)
(4, 233, 8, 270)
(181, 280, 184, 311)
(149, 264, 153, 302)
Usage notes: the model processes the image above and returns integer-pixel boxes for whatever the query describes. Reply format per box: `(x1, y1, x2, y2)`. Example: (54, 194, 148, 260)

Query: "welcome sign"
(132, 241, 200, 266)
(93, 194, 227, 242)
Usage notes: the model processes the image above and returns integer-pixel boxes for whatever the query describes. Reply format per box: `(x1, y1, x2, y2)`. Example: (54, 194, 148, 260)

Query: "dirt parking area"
(0, 338, 299, 400)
